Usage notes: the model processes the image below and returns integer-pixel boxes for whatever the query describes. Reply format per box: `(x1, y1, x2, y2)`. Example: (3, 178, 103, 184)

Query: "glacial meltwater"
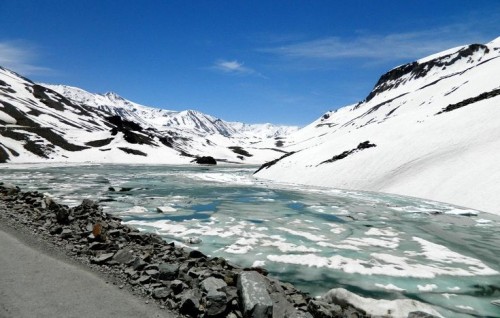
(1, 164, 499, 318)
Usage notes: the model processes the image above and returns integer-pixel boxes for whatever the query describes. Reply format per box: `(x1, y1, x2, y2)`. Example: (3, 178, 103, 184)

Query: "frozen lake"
(1, 163, 499, 317)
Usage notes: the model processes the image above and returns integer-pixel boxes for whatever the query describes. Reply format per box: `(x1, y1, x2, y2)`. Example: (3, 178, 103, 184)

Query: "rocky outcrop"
(254, 151, 296, 174)
(436, 87, 500, 115)
(365, 44, 490, 102)
(193, 156, 217, 165)
(318, 141, 376, 166)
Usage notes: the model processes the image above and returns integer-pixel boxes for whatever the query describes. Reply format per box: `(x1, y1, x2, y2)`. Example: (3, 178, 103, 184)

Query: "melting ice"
(1, 163, 500, 318)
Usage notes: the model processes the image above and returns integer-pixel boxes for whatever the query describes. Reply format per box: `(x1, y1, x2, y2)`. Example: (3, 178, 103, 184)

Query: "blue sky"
(1, 1, 499, 126)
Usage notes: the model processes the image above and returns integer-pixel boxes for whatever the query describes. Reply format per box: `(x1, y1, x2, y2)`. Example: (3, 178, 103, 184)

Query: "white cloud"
(0, 41, 51, 75)
(212, 59, 260, 76)
(262, 26, 491, 62)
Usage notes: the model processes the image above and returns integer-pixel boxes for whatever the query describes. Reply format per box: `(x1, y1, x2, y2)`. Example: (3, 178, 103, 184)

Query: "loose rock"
(237, 271, 273, 318)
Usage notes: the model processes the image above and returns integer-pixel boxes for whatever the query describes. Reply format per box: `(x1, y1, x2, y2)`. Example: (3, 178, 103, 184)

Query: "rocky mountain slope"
(0, 68, 296, 164)
(255, 37, 500, 215)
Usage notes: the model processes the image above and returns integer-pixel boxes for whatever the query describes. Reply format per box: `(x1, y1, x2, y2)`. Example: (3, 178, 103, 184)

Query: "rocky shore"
(0, 182, 440, 318)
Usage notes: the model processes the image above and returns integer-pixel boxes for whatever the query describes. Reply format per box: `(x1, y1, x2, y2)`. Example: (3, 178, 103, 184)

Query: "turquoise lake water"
(1, 163, 499, 317)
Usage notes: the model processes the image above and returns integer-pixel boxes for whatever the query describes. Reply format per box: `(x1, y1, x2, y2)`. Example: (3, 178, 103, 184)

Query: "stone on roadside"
(60, 228, 73, 239)
(132, 257, 147, 271)
(1, 183, 20, 195)
(237, 271, 273, 318)
(112, 248, 136, 265)
(157, 263, 179, 281)
(153, 287, 170, 299)
(307, 299, 342, 318)
(171, 279, 188, 294)
(206, 290, 228, 317)
(55, 208, 70, 224)
(202, 277, 227, 293)
(180, 289, 201, 317)
(90, 252, 114, 264)
(189, 249, 205, 258)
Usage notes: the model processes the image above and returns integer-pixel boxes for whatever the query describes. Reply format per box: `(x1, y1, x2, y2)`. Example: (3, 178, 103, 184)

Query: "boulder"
(90, 253, 114, 264)
(180, 289, 201, 317)
(157, 263, 179, 281)
(60, 228, 73, 239)
(322, 288, 443, 318)
(112, 248, 136, 265)
(206, 290, 228, 317)
(307, 299, 342, 318)
(153, 287, 170, 299)
(202, 277, 227, 294)
(194, 156, 217, 165)
(171, 279, 188, 294)
(189, 249, 206, 258)
(0, 183, 20, 195)
(237, 271, 273, 318)
(55, 207, 70, 224)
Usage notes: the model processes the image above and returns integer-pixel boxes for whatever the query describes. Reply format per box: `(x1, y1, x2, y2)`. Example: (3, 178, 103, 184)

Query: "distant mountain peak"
(103, 91, 124, 100)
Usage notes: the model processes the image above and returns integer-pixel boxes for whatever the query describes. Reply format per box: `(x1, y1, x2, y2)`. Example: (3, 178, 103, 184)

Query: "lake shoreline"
(0, 181, 449, 318)
(0, 182, 339, 318)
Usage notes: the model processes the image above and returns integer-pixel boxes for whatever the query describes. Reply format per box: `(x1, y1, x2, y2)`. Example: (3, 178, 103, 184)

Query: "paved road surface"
(0, 228, 176, 318)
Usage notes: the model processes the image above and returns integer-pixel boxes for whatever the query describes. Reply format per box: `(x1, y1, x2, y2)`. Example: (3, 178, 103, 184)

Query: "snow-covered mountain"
(43, 84, 298, 139)
(0, 68, 296, 165)
(255, 37, 500, 215)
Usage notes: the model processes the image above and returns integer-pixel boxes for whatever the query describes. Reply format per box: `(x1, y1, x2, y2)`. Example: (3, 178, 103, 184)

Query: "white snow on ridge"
(255, 37, 500, 216)
(42, 83, 299, 138)
(0, 66, 297, 165)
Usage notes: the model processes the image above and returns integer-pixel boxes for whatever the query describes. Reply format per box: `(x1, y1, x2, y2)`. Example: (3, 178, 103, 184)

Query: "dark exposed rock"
(118, 147, 147, 156)
(407, 311, 441, 318)
(307, 299, 342, 318)
(85, 138, 114, 147)
(170, 279, 188, 294)
(105, 115, 143, 132)
(55, 207, 70, 224)
(228, 146, 253, 157)
(318, 141, 376, 166)
(180, 288, 201, 317)
(254, 151, 296, 174)
(189, 249, 206, 258)
(0, 145, 10, 163)
(365, 44, 490, 102)
(436, 87, 500, 115)
(193, 156, 217, 165)
(206, 290, 228, 317)
(157, 263, 180, 281)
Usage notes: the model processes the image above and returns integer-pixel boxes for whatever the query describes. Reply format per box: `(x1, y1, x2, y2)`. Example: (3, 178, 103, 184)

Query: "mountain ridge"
(1, 67, 296, 164)
(255, 37, 500, 216)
